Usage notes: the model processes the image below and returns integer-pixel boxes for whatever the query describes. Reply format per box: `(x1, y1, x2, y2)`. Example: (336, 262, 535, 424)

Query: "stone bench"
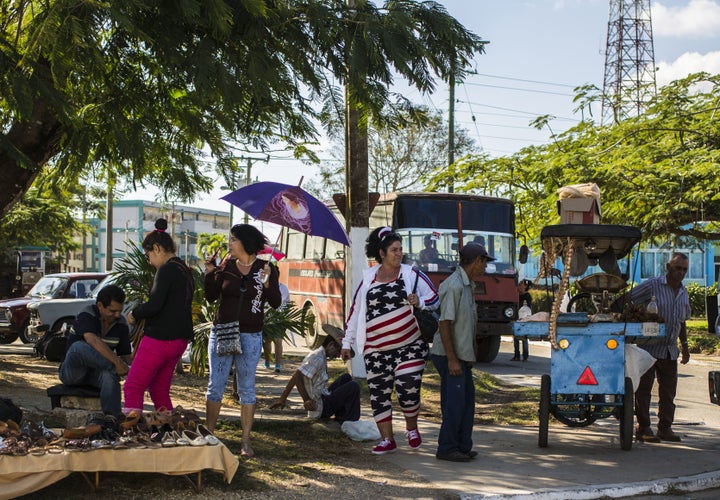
(46, 384, 102, 411)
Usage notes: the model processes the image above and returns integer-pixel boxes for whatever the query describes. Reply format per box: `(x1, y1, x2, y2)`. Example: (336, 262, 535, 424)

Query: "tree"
(306, 109, 478, 200)
(427, 73, 720, 243)
(0, 1, 484, 218)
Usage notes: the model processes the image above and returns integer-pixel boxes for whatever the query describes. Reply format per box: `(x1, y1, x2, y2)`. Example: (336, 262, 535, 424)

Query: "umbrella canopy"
(221, 182, 350, 246)
(258, 245, 286, 261)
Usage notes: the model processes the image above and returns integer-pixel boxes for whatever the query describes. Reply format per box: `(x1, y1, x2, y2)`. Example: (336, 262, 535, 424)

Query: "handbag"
(215, 289, 245, 356)
(412, 270, 439, 343)
(215, 320, 242, 356)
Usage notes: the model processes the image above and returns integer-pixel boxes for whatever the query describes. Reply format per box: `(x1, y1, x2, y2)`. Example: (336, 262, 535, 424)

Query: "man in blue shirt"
(59, 284, 132, 416)
(631, 252, 691, 443)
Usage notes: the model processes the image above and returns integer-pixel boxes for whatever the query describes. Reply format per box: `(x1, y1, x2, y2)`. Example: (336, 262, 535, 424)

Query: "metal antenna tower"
(601, 0, 657, 125)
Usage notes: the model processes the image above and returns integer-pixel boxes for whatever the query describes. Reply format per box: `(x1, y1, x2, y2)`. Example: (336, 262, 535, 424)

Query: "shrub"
(686, 282, 718, 317)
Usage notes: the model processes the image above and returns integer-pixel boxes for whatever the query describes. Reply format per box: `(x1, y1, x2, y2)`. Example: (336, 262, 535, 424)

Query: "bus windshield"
(392, 196, 516, 275)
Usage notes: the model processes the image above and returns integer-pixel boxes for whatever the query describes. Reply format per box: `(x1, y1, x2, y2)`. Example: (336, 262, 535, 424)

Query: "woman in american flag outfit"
(341, 227, 439, 455)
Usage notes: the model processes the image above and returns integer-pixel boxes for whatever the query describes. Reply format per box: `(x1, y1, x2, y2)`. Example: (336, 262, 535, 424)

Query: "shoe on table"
(636, 428, 661, 443)
(372, 438, 397, 455)
(657, 429, 682, 442)
(406, 428, 422, 449)
(436, 450, 471, 462)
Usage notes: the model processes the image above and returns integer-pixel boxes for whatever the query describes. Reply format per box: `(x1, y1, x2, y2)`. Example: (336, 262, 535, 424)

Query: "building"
(65, 200, 231, 272)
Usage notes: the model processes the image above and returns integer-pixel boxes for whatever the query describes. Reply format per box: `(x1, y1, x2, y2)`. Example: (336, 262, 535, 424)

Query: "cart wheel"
(566, 292, 598, 314)
(620, 376, 634, 451)
(539, 374, 550, 448)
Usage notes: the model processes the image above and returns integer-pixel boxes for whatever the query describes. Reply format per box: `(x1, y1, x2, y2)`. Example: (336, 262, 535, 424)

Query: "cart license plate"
(641, 322, 660, 336)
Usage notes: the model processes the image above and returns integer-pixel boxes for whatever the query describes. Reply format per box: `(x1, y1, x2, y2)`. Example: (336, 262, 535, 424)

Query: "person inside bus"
(341, 226, 439, 455)
(418, 235, 440, 266)
(203, 224, 282, 458)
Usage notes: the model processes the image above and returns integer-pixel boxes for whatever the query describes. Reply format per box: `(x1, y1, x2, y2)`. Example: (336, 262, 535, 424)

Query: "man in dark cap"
(270, 324, 360, 423)
(431, 242, 494, 462)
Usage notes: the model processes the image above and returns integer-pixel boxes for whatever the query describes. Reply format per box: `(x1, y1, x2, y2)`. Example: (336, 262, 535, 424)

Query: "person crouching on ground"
(341, 226, 439, 455)
(270, 324, 360, 422)
(59, 284, 132, 417)
(432, 242, 494, 462)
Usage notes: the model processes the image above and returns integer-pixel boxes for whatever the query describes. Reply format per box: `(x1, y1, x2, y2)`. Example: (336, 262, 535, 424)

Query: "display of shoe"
(636, 428, 661, 443)
(436, 450, 471, 462)
(197, 424, 220, 446)
(63, 425, 102, 439)
(182, 430, 207, 446)
(172, 430, 190, 446)
(371, 437, 397, 455)
(406, 428, 422, 449)
(161, 431, 176, 447)
(657, 430, 682, 442)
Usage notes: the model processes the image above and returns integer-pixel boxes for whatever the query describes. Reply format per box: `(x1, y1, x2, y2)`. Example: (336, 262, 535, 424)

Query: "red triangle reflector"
(577, 366, 598, 385)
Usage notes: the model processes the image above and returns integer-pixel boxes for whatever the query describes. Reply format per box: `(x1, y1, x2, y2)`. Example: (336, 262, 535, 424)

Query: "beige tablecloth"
(0, 443, 239, 499)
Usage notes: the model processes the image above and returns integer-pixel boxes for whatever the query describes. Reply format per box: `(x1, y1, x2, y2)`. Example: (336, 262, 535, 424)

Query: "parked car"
(0, 272, 106, 344)
(26, 274, 137, 341)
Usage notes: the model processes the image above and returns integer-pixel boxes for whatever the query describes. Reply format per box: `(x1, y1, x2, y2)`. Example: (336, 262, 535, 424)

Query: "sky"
(123, 0, 720, 226)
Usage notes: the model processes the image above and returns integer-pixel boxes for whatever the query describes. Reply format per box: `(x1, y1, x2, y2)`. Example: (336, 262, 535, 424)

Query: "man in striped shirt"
(631, 252, 691, 443)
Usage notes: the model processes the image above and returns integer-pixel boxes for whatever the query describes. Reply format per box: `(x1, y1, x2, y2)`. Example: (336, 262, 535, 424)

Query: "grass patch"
(687, 318, 720, 355)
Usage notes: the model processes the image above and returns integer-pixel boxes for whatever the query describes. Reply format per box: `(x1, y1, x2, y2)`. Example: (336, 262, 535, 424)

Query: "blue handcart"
(514, 224, 665, 451)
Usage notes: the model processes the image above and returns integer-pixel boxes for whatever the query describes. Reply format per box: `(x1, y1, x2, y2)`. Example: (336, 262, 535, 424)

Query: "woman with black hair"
(341, 226, 439, 455)
(203, 224, 282, 457)
(124, 218, 195, 414)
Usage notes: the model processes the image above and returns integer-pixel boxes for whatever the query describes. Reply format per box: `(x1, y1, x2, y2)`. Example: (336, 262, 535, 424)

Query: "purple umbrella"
(221, 181, 350, 246)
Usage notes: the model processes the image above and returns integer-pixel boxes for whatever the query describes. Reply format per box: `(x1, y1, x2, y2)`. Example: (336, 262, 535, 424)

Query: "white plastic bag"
(625, 344, 657, 391)
(341, 419, 381, 442)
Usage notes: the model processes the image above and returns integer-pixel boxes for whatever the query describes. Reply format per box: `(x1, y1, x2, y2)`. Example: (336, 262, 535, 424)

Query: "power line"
(456, 99, 578, 122)
(469, 73, 580, 89)
(463, 82, 574, 97)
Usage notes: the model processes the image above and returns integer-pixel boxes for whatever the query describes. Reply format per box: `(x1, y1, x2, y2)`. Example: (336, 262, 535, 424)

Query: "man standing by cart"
(431, 242, 494, 462)
(631, 252, 691, 443)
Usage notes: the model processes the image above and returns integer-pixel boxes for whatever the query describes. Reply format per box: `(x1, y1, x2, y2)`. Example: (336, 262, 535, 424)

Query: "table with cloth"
(0, 442, 239, 499)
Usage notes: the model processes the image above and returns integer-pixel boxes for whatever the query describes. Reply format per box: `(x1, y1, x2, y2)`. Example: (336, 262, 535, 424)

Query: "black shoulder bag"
(412, 270, 439, 344)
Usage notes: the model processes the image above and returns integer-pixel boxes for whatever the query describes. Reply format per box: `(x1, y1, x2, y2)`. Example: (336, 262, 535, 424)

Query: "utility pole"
(105, 177, 114, 272)
(245, 158, 252, 224)
(601, 0, 657, 125)
(448, 64, 456, 193)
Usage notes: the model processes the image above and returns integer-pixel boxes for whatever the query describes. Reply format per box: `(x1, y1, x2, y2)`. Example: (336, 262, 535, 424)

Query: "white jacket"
(343, 263, 439, 355)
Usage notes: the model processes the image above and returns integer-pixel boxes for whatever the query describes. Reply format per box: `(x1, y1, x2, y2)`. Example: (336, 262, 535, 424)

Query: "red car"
(0, 272, 107, 344)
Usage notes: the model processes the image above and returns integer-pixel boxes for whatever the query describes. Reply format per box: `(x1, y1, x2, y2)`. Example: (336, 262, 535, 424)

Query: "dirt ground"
(0, 352, 459, 499)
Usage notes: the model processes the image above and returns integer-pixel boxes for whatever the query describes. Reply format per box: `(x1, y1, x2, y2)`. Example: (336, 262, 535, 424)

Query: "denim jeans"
(206, 330, 263, 404)
(59, 341, 121, 415)
(431, 354, 475, 455)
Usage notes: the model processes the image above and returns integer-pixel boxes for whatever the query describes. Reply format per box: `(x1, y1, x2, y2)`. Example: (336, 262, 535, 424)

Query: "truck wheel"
(475, 335, 501, 363)
(620, 377, 634, 451)
(302, 303, 322, 349)
(539, 374, 550, 448)
(19, 321, 37, 344)
(0, 330, 19, 344)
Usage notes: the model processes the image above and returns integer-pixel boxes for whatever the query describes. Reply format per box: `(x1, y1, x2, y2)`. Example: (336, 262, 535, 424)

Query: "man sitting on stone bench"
(58, 284, 132, 416)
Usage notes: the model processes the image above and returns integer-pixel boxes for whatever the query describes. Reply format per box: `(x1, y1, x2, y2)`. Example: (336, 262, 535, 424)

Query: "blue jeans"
(431, 354, 475, 455)
(59, 341, 122, 415)
(206, 331, 263, 404)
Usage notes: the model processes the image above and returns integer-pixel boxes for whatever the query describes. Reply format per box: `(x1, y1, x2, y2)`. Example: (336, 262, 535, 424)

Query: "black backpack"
(34, 324, 70, 362)
(0, 397, 23, 423)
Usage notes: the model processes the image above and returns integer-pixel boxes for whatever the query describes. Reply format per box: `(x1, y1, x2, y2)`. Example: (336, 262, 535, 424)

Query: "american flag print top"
(364, 274, 420, 353)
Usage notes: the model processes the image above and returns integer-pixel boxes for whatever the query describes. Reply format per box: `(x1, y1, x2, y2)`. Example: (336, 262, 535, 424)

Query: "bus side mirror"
(519, 245, 529, 264)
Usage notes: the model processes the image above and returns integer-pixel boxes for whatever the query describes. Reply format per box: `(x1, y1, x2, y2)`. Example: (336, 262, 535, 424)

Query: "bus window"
(286, 231, 305, 260)
(306, 234, 325, 260)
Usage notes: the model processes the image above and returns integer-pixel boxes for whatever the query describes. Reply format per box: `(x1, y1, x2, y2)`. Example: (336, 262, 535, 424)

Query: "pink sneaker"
(371, 437, 397, 455)
(406, 428, 422, 449)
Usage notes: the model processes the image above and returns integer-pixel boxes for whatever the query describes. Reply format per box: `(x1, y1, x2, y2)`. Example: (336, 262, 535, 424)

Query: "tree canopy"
(427, 73, 720, 244)
(0, 0, 484, 217)
(306, 109, 477, 200)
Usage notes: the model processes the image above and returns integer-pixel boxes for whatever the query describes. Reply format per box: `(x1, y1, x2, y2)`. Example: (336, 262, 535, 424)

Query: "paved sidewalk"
(277, 338, 720, 499)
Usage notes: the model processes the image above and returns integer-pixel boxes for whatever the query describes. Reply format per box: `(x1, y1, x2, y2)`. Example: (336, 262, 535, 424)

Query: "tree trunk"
(0, 97, 62, 217)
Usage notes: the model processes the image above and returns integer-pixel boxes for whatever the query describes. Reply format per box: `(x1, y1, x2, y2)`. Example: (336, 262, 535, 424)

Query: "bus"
(276, 192, 519, 363)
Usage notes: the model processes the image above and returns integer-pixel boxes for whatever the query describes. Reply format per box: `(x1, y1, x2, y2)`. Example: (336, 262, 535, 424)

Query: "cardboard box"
(557, 198, 601, 224)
